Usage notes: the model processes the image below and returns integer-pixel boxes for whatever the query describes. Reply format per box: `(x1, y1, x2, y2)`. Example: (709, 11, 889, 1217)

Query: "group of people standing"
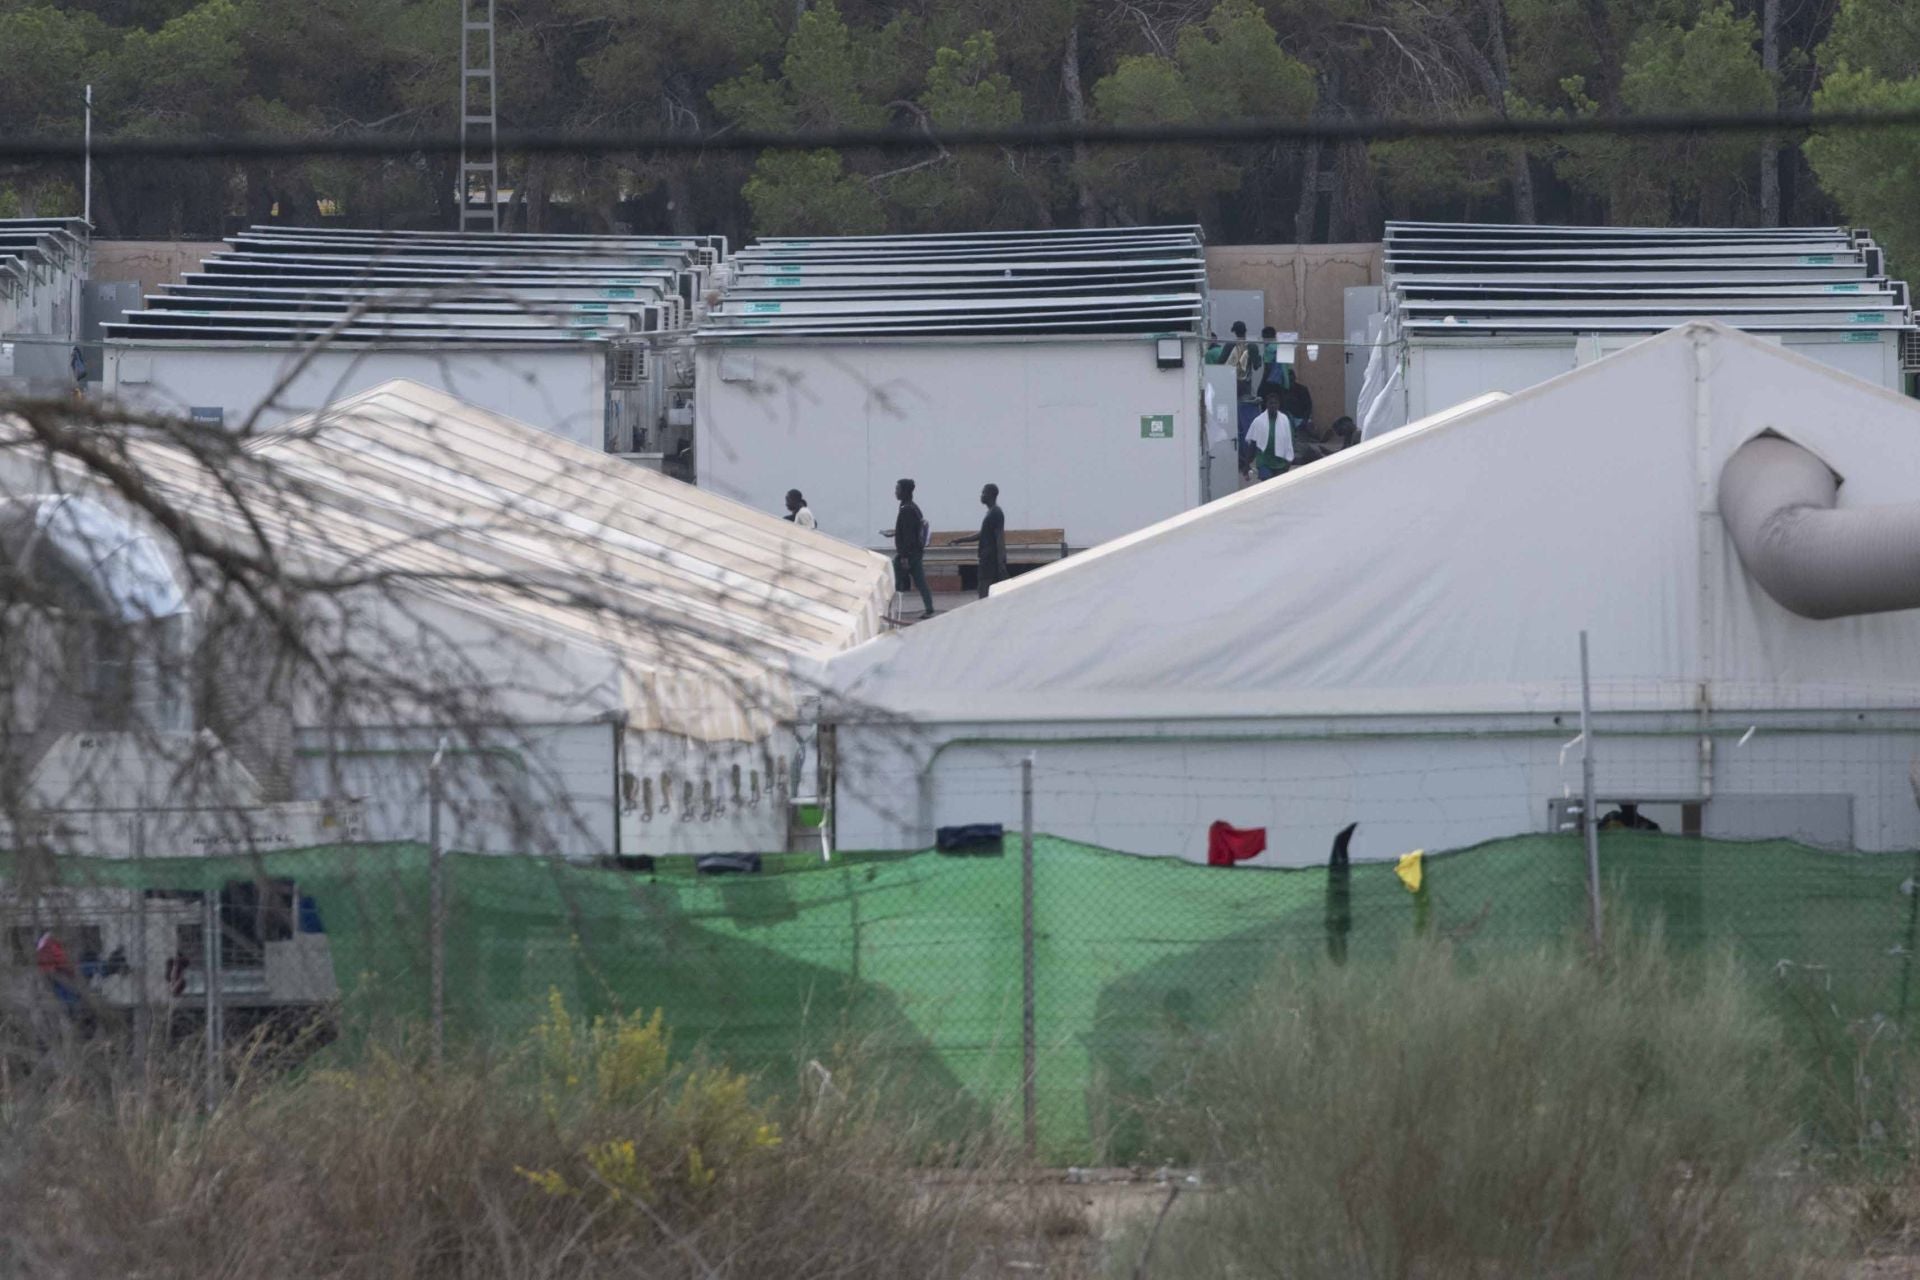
(883, 478, 1007, 618)
(1209, 321, 1358, 483)
(783, 479, 1007, 621)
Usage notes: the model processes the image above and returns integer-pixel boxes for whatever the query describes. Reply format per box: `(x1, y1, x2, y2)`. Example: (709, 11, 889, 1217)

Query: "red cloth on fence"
(34, 933, 72, 977)
(1207, 821, 1267, 866)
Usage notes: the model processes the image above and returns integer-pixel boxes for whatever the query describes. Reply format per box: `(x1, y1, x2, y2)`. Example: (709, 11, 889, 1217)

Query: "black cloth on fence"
(696, 853, 763, 876)
(1325, 822, 1357, 966)
(936, 823, 1005, 853)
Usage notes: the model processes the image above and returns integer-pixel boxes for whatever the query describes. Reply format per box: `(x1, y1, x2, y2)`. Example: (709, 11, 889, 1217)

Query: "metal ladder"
(459, 0, 499, 233)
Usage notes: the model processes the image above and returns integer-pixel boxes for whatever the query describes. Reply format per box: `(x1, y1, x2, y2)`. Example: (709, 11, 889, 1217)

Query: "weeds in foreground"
(1120, 935, 1826, 1278)
(0, 994, 1089, 1280)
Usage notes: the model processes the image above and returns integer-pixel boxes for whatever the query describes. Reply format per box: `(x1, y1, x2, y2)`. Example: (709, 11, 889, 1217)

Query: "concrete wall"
(103, 343, 608, 446)
(831, 715, 1920, 863)
(696, 337, 1204, 552)
(90, 241, 225, 298)
(1205, 243, 1386, 423)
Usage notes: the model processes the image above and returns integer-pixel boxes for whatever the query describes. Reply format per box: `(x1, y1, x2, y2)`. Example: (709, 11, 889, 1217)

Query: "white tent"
(2, 380, 894, 858)
(823, 322, 1920, 863)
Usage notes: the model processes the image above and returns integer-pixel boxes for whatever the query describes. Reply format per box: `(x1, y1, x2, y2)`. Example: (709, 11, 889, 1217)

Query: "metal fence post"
(133, 809, 148, 1072)
(429, 737, 449, 1063)
(1021, 753, 1037, 1159)
(203, 890, 221, 1111)
(1901, 761, 1920, 1025)
(1580, 631, 1604, 951)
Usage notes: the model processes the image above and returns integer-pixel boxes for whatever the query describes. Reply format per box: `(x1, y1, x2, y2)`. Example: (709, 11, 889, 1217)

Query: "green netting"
(17, 833, 1920, 1161)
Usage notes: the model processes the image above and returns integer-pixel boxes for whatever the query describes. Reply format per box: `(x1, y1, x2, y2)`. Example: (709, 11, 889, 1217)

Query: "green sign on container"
(747, 301, 782, 313)
(1801, 255, 1836, 265)
(771, 277, 804, 287)
(1140, 414, 1174, 439)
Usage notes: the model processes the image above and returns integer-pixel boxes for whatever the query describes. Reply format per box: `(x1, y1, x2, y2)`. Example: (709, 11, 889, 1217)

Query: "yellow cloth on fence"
(1396, 850, 1425, 894)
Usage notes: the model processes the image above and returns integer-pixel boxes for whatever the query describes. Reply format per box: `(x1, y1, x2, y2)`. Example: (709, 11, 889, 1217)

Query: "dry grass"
(0, 1000, 1092, 1280)
(10, 938, 1899, 1279)
(1116, 934, 1831, 1279)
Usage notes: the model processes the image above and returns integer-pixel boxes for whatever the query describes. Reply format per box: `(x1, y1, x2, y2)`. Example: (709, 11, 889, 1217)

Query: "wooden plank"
(927, 528, 1065, 550)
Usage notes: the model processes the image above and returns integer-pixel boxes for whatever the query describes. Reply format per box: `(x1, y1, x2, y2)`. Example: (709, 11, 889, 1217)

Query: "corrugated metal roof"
(0, 218, 88, 304)
(236, 225, 727, 259)
(1380, 221, 1917, 338)
(104, 226, 710, 348)
(701, 225, 1206, 339)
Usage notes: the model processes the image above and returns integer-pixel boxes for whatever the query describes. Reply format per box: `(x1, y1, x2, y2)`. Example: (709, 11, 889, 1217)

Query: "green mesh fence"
(14, 833, 1920, 1161)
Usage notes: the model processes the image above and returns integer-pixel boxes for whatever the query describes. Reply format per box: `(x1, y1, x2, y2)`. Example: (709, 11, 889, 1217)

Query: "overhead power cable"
(3, 105, 1919, 164)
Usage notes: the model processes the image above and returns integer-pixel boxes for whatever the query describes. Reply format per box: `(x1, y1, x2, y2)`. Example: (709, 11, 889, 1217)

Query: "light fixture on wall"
(1156, 338, 1184, 369)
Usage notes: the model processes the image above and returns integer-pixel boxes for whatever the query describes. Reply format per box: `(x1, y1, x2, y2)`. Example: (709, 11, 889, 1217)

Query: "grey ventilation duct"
(0, 494, 192, 740)
(1718, 434, 1920, 620)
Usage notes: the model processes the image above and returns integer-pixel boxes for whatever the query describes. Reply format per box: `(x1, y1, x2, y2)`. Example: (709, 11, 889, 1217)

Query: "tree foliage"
(0, 0, 1890, 245)
(1806, 0, 1920, 273)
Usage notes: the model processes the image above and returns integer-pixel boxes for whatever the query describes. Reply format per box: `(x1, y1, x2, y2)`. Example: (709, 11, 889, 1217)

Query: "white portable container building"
(824, 322, 1920, 864)
(0, 218, 90, 393)
(1358, 222, 1919, 438)
(101, 227, 720, 452)
(695, 227, 1210, 552)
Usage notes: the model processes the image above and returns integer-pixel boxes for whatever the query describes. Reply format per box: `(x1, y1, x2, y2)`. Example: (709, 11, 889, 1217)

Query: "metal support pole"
(82, 85, 92, 228)
(457, 0, 499, 231)
(1020, 753, 1037, 1158)
(429, 737, 448, 1063)
(1579, 631, 1604, 951)
(1900, 761, 1920, 1025)
(133, 809, 148, 1070)
(202, 891, 221, 1111)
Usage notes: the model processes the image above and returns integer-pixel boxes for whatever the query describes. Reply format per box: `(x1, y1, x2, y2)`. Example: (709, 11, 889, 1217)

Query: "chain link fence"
(6, 816, 1920, 1162)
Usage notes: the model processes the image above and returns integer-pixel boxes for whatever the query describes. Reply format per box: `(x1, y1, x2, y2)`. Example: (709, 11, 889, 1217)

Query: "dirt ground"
(989, 1170, 1920, 1278)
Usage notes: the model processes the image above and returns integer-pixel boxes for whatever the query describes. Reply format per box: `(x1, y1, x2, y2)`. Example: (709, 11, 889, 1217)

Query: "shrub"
(1121, 936, 1824, 1278)
(0, 996, 1084, 1279)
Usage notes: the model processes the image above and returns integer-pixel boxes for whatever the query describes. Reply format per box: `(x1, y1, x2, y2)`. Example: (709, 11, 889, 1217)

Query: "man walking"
(954, 483, 1008, 599)
(1245, 381, 1296, 482)
(881, 478, 934, 619)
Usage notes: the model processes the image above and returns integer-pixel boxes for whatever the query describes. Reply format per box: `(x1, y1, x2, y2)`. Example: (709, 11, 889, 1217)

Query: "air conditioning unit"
(611, 346, 649, 387)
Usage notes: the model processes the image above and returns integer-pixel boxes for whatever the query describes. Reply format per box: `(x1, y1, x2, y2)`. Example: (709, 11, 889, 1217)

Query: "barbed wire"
(5, 105, 1920, 165)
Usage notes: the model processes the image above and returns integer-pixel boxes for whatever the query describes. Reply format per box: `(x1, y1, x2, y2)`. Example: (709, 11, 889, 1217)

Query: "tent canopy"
(7, 381, 893, 740)
(827, 322, 1920, 725)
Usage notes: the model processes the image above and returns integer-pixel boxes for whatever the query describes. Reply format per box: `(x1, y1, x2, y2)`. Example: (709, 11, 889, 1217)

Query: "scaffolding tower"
(459, 0, 499, 233)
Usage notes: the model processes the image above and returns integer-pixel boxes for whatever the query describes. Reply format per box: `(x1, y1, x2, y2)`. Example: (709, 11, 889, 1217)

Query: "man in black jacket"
(881, 477, 935, 619)
(954, 483, 1007, 598)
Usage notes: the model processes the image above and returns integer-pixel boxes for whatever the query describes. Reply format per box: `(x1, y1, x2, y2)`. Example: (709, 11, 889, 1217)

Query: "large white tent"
(823, 322, 1920, 863)
(2, 380, 893, 858)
